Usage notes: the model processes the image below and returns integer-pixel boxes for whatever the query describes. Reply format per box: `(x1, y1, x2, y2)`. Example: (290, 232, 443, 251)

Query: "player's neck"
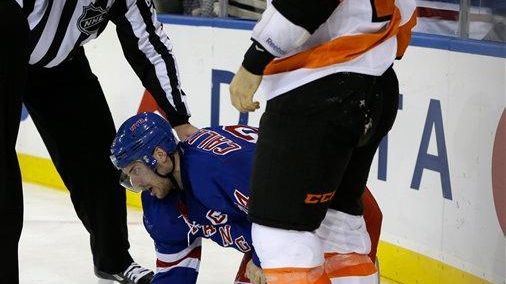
(171, 154, 183, 190)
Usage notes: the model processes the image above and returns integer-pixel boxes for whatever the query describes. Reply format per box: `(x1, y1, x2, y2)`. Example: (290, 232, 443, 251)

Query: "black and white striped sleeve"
(109, 0, 190, 126)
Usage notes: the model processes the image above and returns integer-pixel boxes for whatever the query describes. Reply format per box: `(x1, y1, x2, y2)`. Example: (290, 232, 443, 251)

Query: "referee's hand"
(230, 66, 262, 112)
(174, 123, 198, 141)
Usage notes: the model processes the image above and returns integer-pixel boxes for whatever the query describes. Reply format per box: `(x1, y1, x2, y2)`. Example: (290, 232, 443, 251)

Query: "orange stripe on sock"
(324, 253, 377, 278)
(263, 266, 331, 284)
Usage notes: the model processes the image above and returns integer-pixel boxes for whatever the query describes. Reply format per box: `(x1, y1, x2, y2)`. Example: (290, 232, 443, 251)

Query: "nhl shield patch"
(78, 3, 108, 35)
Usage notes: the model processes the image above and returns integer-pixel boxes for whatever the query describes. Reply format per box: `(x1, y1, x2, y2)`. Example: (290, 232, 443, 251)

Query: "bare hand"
(173, 123, 198, 141)
(245, 260, 267, 284)
(229, 66, 262, 112)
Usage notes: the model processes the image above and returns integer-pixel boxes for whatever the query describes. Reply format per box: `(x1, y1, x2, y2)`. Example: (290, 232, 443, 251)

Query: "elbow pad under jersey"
(251, 0, 339, 57)
(251, 5, 311, 57)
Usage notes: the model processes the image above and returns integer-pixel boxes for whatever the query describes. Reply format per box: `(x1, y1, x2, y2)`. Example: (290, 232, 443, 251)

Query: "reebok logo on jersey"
(78, 3, 108, 35)
(265, 38, 287, 55)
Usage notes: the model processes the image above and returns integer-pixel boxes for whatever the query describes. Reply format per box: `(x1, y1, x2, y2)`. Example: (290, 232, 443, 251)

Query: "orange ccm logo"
(305, 191, 336, 204)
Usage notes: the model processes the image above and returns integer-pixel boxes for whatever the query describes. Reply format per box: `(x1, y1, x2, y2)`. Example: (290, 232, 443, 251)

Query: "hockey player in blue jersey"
(110, 112, 385, 284)
(109, 112, 266, 284)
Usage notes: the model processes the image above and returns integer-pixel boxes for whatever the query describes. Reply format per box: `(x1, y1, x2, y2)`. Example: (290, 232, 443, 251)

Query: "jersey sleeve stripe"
(263, 8, 402, 75)
(28, 0, 53, 56)
(124, 3, 175, 106)
(396, 10, 417, 58)
(136, 2, 190, 117)
(156, 238, 202, 263)
(33, 0, 78, 67)
(156, 246, 202, 268)
(119, 0, 189, 123)
(21, 0, 36, 16)
(156, 257, 201, 274)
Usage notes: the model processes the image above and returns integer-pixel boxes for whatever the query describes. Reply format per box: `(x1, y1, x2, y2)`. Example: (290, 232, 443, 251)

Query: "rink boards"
(15, 15, 506, 284)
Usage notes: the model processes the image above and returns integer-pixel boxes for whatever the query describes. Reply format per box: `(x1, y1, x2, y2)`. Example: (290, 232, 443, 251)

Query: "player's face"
(122, 161, 171, 199)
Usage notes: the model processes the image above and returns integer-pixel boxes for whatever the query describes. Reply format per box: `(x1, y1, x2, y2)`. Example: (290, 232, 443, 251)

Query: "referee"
(0, 1, 197, 283)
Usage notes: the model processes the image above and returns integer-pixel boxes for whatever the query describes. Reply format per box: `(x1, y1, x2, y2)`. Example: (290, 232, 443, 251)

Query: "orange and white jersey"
(252, 0, 417, 100)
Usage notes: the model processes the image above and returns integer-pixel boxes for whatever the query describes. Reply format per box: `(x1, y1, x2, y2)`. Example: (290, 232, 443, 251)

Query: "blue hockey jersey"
(141, 125, 259, 284)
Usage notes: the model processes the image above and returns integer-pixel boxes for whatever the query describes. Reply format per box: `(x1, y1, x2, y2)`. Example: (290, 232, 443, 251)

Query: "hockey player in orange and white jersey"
(229, 0, 417, 283)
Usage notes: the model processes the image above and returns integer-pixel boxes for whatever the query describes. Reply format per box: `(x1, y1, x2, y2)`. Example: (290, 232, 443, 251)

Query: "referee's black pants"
(24, 47, 134, 274)
(0, 1, 28, 283)
(1, 4, 132, 282)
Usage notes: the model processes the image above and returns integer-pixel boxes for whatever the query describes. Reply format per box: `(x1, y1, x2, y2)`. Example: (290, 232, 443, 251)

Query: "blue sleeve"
(152, 238, 202, 284)
(142, 192, 202, 283)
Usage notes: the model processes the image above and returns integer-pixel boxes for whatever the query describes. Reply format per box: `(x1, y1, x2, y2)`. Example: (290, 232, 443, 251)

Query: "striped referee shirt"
(15, 0, 190, 125)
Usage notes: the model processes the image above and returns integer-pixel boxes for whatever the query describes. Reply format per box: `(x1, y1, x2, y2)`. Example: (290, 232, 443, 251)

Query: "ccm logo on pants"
(305, 192, 336, 204)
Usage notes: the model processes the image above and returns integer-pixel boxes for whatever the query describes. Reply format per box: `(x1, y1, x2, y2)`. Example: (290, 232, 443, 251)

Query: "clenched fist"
(229, 66, 262, 112)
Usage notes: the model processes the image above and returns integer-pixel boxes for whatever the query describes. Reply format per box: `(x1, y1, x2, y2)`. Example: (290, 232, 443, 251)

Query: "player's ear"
(153, 147, 168, 163)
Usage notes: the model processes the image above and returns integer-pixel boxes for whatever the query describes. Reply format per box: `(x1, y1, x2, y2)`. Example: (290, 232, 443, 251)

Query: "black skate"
(95, 262, 154, 284)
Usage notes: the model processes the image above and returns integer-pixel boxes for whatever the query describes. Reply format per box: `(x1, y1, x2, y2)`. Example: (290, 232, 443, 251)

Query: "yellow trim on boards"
(17, 153, 142, 208)
(17, 153, 492, 284)
(378, 242, 491, 284)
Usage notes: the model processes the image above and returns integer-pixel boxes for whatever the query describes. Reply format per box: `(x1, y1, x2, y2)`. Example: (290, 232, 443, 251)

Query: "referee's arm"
(110, 0, 190, 127)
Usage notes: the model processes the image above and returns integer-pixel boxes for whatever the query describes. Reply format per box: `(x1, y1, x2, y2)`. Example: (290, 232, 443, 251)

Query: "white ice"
(19, 182, 397, 284)
(19, 182, 244, 284)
